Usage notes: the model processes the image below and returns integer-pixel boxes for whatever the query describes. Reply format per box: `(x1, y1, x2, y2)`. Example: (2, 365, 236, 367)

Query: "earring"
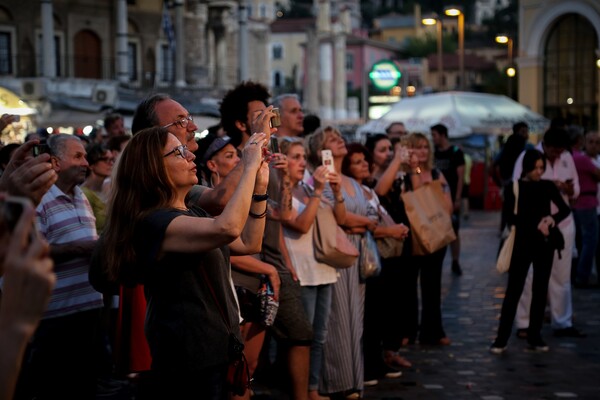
(210, 171, 220, 188)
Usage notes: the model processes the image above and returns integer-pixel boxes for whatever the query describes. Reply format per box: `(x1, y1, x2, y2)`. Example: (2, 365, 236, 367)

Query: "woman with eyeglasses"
(195, 132, 281, 400)
(82, 144, 114, 233)
(102, 127, 269, 399)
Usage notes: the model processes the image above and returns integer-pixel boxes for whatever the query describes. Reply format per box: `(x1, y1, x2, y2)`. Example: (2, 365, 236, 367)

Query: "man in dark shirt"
(431, 123, 466, 275)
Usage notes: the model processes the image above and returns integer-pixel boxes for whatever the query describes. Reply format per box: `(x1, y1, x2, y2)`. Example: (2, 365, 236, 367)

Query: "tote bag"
(313, 204, 359, 268)
(496, 181, 518, 273)
(376, 205, 404, 258)
(401, 180, 456, 255)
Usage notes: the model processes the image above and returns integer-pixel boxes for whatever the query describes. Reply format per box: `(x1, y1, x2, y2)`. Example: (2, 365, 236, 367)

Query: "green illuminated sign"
(369, 61, 401, 90)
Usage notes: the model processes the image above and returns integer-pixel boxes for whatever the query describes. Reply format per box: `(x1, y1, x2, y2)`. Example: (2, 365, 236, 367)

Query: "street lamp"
(422, 14, 444, 90)
(495, 34, 514, 97)
(444, 6, 464, 90)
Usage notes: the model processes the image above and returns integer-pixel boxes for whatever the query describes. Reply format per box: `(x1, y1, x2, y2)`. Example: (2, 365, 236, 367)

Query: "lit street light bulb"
(507, 67, 516, 77)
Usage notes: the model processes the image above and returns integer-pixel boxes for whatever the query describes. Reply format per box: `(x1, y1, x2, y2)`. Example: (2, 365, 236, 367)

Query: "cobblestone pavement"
(362, 210, 600, 400)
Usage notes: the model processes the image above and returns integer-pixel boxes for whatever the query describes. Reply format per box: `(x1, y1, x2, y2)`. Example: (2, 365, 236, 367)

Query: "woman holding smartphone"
(306, 126, 376, 399)
(279, 137, 345, 400)
(103, 127, 269, 398)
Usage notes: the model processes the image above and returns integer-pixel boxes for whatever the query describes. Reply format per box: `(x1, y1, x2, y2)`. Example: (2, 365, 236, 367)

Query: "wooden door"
(74, 30, 102, 78)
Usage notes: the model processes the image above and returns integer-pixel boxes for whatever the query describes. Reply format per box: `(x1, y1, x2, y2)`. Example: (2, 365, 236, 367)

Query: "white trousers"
(515, 215, 575, 330)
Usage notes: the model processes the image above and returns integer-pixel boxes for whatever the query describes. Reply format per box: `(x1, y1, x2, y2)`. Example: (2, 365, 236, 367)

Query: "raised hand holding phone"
(321, 149, 335, 174)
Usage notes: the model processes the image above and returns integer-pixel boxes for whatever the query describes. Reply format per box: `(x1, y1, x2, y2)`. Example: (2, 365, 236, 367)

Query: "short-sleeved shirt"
(36, 184, 102, 319)
(81, 187, 107, 233)
(185, 184, 209, 205)
(572, 150, 599, 210)
(135, 206, 241, 374)
(435, 145, 465, 200)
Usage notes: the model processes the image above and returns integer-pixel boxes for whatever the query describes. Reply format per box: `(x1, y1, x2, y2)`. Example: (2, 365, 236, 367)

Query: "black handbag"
(546, 225, 565, 259)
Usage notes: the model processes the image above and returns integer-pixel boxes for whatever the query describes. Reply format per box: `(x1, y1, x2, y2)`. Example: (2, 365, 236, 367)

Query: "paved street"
(362, 210, 600, 400)
(251, 210, 600, 400)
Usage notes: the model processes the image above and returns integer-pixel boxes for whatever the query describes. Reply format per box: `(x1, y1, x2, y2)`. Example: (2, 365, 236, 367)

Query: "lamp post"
(422, 14, 444, 91)
(444, 6, 464, 90)
(495, 34, 514, 98)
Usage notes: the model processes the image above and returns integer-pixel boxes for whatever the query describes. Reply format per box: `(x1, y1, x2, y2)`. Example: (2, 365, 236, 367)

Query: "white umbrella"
(357, 91, 550, 139)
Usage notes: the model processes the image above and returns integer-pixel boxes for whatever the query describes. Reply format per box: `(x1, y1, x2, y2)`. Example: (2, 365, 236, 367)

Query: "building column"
(215, 29, 228, 88)
(305, 27, 319, 114)
(238, 0, 249, 82)
(333, 6, 350, 120)
(517, 55, 542, 113)
(317, 0, 332, 120)
(40, 0, 56, 78)
(174, 0, 186, 87)
(333, 29, 346, 120)
(116, 0, 129, 83)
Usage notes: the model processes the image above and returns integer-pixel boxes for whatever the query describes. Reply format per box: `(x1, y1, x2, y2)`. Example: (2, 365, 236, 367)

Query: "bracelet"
(252, 193, 269, 202)
(249, 208, 268, 218)
(335, 196, 345, 203)
(310, 192, 322, 199)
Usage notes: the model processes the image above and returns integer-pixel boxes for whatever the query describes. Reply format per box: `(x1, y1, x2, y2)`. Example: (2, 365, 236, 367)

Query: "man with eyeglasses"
(131, 93, 275, 215)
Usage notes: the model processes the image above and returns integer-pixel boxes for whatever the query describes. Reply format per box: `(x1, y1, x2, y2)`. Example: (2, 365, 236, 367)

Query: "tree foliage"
(403, 33, 456, 58)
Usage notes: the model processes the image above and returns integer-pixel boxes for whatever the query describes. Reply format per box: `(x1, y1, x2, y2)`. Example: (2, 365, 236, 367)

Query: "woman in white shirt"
(279, 137, 345, 400)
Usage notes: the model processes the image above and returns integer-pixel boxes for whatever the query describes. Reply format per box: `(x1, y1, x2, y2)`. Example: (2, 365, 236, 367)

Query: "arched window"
(544, 13, 598, 128)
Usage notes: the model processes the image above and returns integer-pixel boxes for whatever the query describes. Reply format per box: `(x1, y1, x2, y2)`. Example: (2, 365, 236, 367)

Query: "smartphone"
(1, 196, 32, 233)
(398, 146, 410, 162)
(33, 142, 51, 157)
(321, 149, 335, 173)
(270, 108, 281, 128)
(270, 137, 280, 154)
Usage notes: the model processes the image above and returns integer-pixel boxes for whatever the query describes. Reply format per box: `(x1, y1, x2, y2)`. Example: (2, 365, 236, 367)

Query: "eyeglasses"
(162, 115, 194, 130)
(98, 157, 115, 164)
(163, 145, 189, 159)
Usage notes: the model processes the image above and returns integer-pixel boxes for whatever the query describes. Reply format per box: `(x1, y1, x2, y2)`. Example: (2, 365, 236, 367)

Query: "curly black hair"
(219, 81, 270, 148)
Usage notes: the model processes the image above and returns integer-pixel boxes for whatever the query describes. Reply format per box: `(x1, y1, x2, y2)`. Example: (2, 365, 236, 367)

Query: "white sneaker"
(384, 370, 403, 379)
(489, 345, 506, 355)
(363, 379, 379, 387)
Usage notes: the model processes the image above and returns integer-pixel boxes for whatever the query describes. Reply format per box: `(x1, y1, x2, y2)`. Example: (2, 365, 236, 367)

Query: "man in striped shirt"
(17, 134, 103, 399)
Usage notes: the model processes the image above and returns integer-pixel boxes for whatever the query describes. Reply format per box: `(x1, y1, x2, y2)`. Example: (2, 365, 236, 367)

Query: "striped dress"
(320, 178, 374, 394)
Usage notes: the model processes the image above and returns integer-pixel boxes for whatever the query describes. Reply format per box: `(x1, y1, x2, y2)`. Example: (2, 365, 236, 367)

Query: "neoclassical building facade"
(518, 0, 600, 129)
(0, 0, 273, 91)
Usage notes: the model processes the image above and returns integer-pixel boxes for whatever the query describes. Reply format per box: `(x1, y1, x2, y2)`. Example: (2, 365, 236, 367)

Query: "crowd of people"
(0, 85, 595, 400)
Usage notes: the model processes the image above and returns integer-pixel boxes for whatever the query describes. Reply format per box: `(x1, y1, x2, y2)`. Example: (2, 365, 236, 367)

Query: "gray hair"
(47, 134, 83, 158)
(272, 93, 300, 110)
(131, 93, 172, 134)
